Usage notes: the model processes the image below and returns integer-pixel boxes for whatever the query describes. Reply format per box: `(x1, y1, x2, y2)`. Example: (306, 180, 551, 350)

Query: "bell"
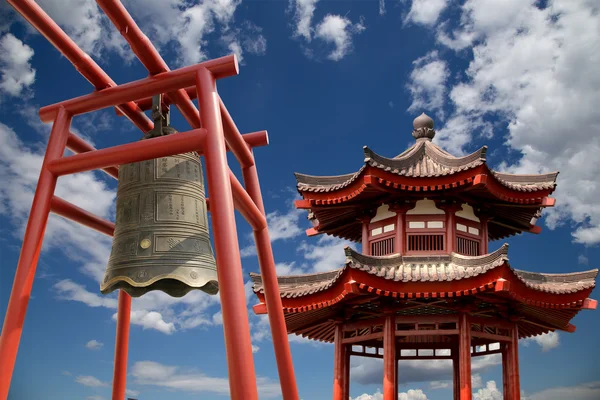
(100, 95, 218, 298)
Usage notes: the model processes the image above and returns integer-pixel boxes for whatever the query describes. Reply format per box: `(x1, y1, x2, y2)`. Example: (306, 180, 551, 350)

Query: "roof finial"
(412, 112, 435, 140)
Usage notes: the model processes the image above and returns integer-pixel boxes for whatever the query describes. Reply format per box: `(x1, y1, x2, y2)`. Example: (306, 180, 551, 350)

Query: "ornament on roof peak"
(412, 112, 435, 141)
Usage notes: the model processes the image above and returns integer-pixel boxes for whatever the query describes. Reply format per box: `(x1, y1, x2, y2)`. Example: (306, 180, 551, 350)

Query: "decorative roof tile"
(251, 244, 597, 298)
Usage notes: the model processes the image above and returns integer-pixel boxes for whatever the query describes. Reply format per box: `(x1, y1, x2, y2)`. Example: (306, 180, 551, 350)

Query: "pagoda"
(250, 113, 598, 400)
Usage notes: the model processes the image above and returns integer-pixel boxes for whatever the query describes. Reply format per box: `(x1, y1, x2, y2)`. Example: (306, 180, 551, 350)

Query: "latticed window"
(455, 216, 481, 256)
(371, 237, 395, 256)
(407, 234, 444, 252)
(456, 236, 479, 256)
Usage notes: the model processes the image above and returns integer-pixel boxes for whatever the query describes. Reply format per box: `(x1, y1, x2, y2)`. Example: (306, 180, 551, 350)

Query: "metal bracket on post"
(146, 94, 170, 139)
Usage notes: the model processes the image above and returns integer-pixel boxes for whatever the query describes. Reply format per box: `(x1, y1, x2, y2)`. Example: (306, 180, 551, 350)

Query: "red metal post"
(333, 324, 345, 400)
(196, 67, 258, 400)
(458, 312, 472, 400)
(0, 107, 71, 400)
(502, 343, 509, 400)
(242, 163, 300, 399)
(383, 315, 397, 400)
(111, 291, 132, 400)
(229, 170, 267, 232)
(507, 324, 521, 400)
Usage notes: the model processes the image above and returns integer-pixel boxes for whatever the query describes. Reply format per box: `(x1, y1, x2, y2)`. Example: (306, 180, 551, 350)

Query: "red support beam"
(220, 97, 255, 168)
(196, 67, 258, 400)
(124, 86, 198, 112)
(333, 324, 346, 400)
(50, 196, 115, 237)
(6, 0, 153, 132)
(0, 108, 72, 399)
(343, 346, 351, 400)
(65, 133, 119, 179)
(242, 162, 300, 399)
(229, 170, 267, 231)
(458, 312, 472, 400)
(48, 128, 206, 176)
(111, 291, 131, 400)
(453, 347, 460, 400)
(502, 343, 509, 400)
(95, 0, 202, 129)
(383, 315, 397, 400)
(39, 55, 238, 122)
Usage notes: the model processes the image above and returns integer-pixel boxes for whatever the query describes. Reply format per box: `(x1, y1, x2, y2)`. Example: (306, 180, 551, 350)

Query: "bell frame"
(0, 1, 300, 400)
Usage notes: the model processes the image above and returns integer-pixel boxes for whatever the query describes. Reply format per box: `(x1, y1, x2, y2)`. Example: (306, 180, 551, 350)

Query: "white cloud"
(578, 254, 589, 265)
(379, 0, 386, 16)
(407, 51, 450, 118)
(351, 354, 500, 385)
(130, 360, 281, 398)
(86, 396, 107, 400)
(85, 339, 104, 350)
(126, 388, 140, 397)
(275, 261, 305, 275)
(315, 14, 366, 61)
(523, 331, 560, 352)
(116, 310, 176, 335)
(474, 380, 502, 400)
(353, 389, 429, 400)
(289, 0, 365, 61)
(472, 373, 484, 389)
(290, 0, 319, 41)
(405, 0, 449, 26)
(429, 380, 450, 390)
(423, 0, 600, 244)
(0, 33, 36, 97)
(297, 235, 355, 272)
(523, 381, 600, 400)
(252, 344, 260, 353)
(75, 375, 108, 387)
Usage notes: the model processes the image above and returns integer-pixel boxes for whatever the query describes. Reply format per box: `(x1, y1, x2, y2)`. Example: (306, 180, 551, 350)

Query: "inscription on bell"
(116, 195, 139, 225)
(156, 156, 202, 183)
(156, 193, 205, 225)
(156, 236, 211, 253)
(119, 162, 140, 185)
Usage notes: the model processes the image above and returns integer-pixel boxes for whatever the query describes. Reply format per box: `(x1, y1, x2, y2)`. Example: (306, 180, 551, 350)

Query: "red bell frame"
(0, 1, 299, 399)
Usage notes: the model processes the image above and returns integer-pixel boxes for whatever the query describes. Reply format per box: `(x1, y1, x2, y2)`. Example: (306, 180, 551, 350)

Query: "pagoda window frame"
(368, 217, 396, 256)
(404, 214, 446, 255)
(455, 216, 482, 256)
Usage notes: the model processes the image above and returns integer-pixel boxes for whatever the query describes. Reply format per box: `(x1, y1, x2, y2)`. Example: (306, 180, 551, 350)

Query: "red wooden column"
(0, 107, 71, 400)
(333, 324, 347, 400)
(358, 215, 371, 255)
(502, 343, 509, 400)
(383, 315, 397, 400)
(438, 202, 461, 253)
(196, 67, 259, 400)
(452, 344, 460, 400)
(458, 312, 472, 400)
(343, 345, 350, 399)
(506, 323, 521, 400)
(389, 202, 413, 255)
(474, 211, 489, 254)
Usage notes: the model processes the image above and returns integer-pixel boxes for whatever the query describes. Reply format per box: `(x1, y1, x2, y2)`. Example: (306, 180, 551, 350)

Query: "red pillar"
(458, 312, 472, 400)
(383, 315, 397, 400)
(389, 203, 412, 255)
(333, 324, 346, 400)
(111, 291, 131, 400)
(196, 67, 258, 400)
(453, 346, 460, 400)
(506, 324, 521, 400)
(502, 343, 509, 400)
(0, 107, 71, 400)
(359, 215, 370, 255)
(242, 163, 299, 400)
(343, 345, 350, 400)
(479, 215, 489, 254)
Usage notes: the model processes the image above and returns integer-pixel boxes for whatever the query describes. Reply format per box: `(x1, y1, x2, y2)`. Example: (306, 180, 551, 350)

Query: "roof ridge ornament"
(412, 112, 435, 141)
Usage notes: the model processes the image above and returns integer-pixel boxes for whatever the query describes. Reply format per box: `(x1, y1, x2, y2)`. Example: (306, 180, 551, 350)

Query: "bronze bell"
(101, 95, 218, 298)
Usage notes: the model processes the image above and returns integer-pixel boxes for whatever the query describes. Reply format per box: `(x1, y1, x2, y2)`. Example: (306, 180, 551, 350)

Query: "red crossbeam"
(6, 0, 153, 132)
(50, 196, 115, 237)
(39, 56, 238, 122)
(65, 133, 119, 179)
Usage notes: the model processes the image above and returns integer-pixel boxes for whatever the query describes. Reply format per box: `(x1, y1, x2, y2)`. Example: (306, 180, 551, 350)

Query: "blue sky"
(0, 1, 599, 399)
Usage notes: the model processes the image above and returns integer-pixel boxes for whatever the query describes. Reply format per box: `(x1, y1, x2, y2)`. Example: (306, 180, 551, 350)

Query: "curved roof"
(251, 244, 597, 299)
(295, 139, 557, 193)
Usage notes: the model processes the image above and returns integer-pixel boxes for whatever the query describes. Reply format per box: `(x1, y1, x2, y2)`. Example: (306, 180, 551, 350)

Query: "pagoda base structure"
(251, 245, 598, 400)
